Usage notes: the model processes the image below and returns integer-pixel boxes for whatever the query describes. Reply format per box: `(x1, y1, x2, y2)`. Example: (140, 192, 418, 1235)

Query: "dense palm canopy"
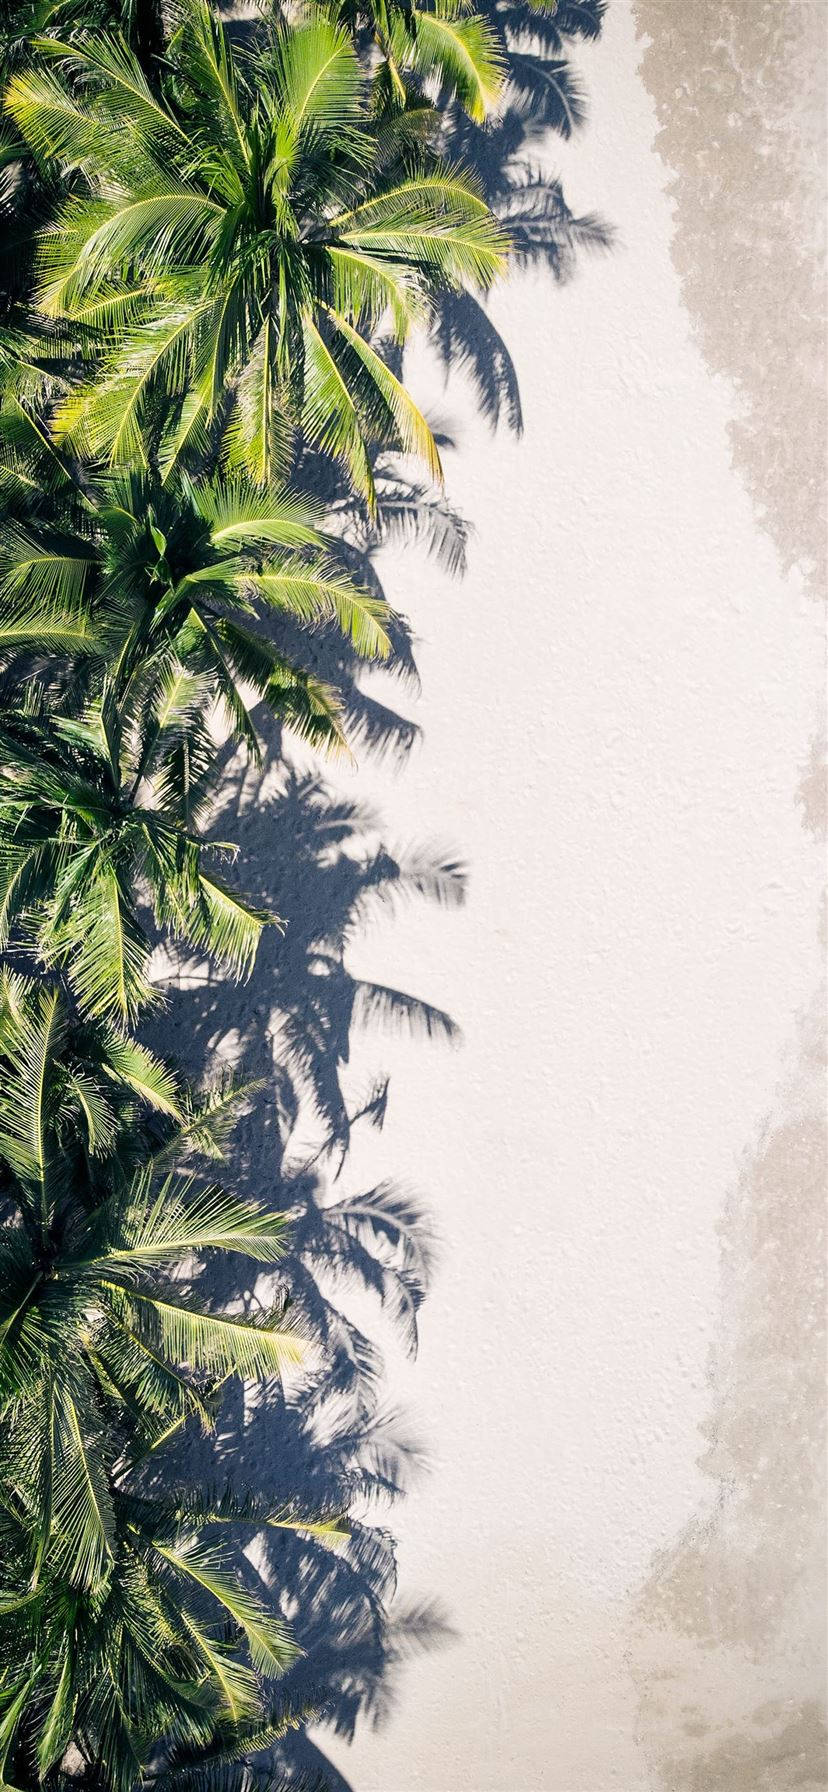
(6, 8, 506, 499)
(0, 0, 601, 1777)
(0, 679, 275, 1023)
(0, 394, 396, 1024)
(0, 971, 349, 1789)
(0, 398, 388, 733)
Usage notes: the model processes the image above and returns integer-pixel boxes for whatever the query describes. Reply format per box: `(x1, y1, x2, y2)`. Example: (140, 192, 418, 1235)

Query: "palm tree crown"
(0, 396, 389, 743)
(6, 7, 507, 500)
(0, 971, 317, 1789)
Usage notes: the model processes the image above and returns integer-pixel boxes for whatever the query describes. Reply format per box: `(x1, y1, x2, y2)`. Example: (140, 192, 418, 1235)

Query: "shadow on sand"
(142, 4, 609, 1783)
(144, 741, 463, 1790)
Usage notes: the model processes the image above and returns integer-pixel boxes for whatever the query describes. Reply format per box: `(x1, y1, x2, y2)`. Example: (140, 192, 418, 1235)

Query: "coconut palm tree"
(0, 968, 304, 1468)
(5, 7, 507, 500)
(0, 970, 325, 1790)
(0, 397, 390, 750)
(0, 673, 276, 1023)
(0, 1501, 300, 1792)
(321, 0, 505, 122)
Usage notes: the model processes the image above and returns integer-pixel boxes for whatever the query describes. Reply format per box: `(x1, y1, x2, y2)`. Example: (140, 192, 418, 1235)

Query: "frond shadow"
(141, 744, 463, 1787)
(272, 454, 472, 762)
(132, 15, 609, 1783)
(429, 0, 612, 430)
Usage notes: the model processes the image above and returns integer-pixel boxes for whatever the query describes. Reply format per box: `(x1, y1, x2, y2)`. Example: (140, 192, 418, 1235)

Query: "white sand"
(300, 1, 827, 1786)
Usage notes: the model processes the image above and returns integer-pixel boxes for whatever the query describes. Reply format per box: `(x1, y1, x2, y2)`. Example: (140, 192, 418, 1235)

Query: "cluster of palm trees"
(0, 0, 596, 1781)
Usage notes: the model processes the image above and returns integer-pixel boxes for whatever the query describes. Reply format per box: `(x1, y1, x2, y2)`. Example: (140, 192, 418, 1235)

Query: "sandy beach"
(309, 2, 827, 1785)
(154, 2, 826, 1784)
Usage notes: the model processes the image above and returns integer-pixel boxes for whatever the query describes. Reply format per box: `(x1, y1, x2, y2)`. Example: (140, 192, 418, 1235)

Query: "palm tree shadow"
(431, 0, 612, 432)
(135, 15, 609, 1778)
(231, 449, 468, 766)
(143, 739, 462, 1787)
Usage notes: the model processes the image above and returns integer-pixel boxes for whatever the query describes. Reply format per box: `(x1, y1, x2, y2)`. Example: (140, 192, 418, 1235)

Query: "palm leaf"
(99, 1031, 183, 1119)
(55, 863, 154, 1025)
(52, 1389, 116, 1592)
(251, 562, 391, 659)
(272, 17, 362, 138)
(194, 482, 321, 553)
(56, 299, 216, 464)
(36, 32, 190, 150)
(0, 597, 97, 652)
(400, 5, 505, 120)
(189, 873, 271, 981)
(323, 306, 442, 479)
(122, 1290, 306, 1381)
(3, 67, 103, 168)
(301, 315, 376, 505)
(102, 1179, 289, 1267)
(335, 171, 507, 288)
(36, 1645, 75, 1777)
(155, 1541, 299, 1675)
(0, 982, 61, 1217)
(175, 1612, 261, 1726)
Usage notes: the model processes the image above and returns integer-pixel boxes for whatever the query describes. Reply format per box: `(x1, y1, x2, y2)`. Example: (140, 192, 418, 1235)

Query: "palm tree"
(0, 1498, 300, 1792)
(0, 397, 391, 747)
(0, 674, 276, 1024)
(0, 968, 305, 1474)
(0, 970, 326, 1789)
(321, 0, 505, 121)
(5, 7, 507, 501)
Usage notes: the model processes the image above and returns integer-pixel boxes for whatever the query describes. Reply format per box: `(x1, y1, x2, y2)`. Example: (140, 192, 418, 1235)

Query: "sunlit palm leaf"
(123, 1291, 306, 1380)
(100, 1179, 288, 1267)
(155, 1541, 299, 1676)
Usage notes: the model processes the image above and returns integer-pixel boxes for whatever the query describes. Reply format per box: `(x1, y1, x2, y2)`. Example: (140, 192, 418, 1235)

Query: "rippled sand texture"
(634, 0, 827, 597)
(633, 987, 827, 1790)
(631, 6, 826, 1787)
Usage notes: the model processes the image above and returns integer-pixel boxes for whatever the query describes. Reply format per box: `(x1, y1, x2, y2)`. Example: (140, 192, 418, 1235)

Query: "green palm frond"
(155, 1541, 299, 1676)
(322, 306, 442, 479)
(35, 31, 190, 151)
(54, 861, 157, 1025)
(271, 14, 363, 139)
(393, 3, 505, 122)
(251, 561, 391, 658)
(174, 1613, 261, 1729)
(0, 979, 61, 1201)
(186, 873, 272, 983)
(99, 1031, 183, 1119)
(2, 66, 104, 168)
(35, 1641, 75, 1776)
(55, 297, 216, 462)
(191, 481, 320, 552)
(100, 1178, 288, 1267)
(96, 1315, 216, 1434)
(123, 1291, 306, 1381)
(52, 1387, 117, 1591)
(62, 1067, 117, 1156)
(333, 171, 507, 288)
(175, 1488, 349, 1549)
(301, 315, 377, 505)
(149, 1074, 263, 1166)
